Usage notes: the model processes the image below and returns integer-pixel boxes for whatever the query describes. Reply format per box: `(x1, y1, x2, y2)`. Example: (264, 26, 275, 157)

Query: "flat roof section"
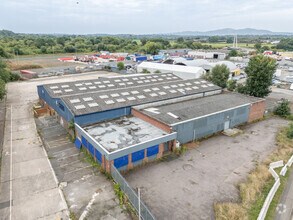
(84, 117, 168, 153)
(138, 93, 264, 125)
(61, 79, 221, 116)
(43, 73, 182, 98)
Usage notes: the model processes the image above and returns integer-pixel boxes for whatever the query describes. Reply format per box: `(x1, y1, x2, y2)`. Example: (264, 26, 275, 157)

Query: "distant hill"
(172, 28, 293, 36)
(0, 29, 17, 37)
(1, 28, 292, 37)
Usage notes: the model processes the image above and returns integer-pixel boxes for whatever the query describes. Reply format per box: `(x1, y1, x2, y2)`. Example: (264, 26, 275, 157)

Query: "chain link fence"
(111, 165, 156, 220)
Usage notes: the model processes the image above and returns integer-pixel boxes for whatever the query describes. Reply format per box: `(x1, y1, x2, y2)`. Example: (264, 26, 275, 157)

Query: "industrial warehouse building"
(187, 51, 226, 60)
(136, 62, 206, 79)
(132, 93, 265, 144)
(37, 72, 265, 172)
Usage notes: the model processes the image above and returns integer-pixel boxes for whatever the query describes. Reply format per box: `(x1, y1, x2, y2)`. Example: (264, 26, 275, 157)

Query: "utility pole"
(138, 187, 141, 220)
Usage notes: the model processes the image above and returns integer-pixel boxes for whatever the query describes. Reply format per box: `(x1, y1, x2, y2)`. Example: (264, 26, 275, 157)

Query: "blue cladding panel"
(174, 105, 250, 144)
(88, 143, 95, 156)
(132, 150, 145, 162)
(37, 85, 74, 122)
(147, 145, 159, 157)
(74, 138, 82, 149)
(75, 107, 131, 126)
(114, 155, 129, 168)
(95, 148, 102, 163)
(81, 136, 88, 148)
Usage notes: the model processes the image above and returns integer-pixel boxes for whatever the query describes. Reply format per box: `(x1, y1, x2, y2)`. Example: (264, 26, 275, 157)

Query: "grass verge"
(214, 124, 293, 220)
(7, 62, 43, 71)
(265, 167, 291, 220)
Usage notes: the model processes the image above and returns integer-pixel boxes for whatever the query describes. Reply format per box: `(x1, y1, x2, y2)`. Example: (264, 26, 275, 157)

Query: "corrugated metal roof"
(137, 93, 263, 125)
(137, 62, 206, 74)
(61, 78, 221, 116)
(43, 73, 182, 98)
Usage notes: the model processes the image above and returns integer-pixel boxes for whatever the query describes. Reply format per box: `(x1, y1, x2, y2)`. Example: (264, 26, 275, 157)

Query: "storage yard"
(125, 118, 289, 220)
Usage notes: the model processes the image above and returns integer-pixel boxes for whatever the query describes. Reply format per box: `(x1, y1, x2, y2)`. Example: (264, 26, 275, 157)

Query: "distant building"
(159, 49, 191, 56)
(137, 62, 206, 79)
(188, 51, 226, 60)
(210, 61, 241, 76)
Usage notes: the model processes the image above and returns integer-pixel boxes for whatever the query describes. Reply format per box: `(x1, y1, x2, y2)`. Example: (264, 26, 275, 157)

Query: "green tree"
(176, 37, 184, 43)
(208, 36, 220, 43)
(0, 79, 6, 100)
(276, 38, 293, 51)
(0, 59, 11, 83)
(241, 55, 277, 97)
(227, 79, 237, 91)
(0, 47, 11, 58)
(140, 38, 147, 46)
(208, 64, 230, 88)
(228, 49, 238, 57)
(274, 99, 291, 117)
(226, 37, 233, 44)
(144, 42, 161, 55)
(254, 43, 262, 51)
(117, 62, 124, 71)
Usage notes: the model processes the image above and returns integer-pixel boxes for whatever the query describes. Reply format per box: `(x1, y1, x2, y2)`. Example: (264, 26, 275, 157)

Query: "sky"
(1, 0, 293, 34)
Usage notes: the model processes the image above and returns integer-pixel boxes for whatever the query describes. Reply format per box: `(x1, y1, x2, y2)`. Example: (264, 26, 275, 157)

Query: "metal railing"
(111, 165, 156, 220)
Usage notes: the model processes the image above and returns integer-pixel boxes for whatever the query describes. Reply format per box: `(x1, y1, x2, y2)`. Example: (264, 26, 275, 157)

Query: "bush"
(227, 79, 237, 91)
(117, 62, 124, 71)
(236, 83, 248, 94)
(287, 124, 293, 139)
(10, 72, 20, 81)
(142, 69, 150, 73)
(274, 99, 291, 117)
(0, 68, 11, 83)
(0, 79, 6, 100)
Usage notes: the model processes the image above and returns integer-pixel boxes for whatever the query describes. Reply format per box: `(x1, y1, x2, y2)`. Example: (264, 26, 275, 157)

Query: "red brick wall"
(248, 100, 265, 122)
(132, 108, 172, 133)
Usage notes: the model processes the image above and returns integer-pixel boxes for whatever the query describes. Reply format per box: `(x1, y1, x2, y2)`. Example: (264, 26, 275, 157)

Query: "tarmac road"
(275, 168, 293, 220)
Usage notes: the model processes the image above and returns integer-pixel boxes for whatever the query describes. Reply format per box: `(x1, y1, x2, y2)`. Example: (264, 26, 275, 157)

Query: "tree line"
(0, 33, 216, 57)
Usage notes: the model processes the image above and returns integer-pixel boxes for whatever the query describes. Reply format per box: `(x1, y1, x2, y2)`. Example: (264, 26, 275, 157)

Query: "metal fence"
(111, 165, 156, 220)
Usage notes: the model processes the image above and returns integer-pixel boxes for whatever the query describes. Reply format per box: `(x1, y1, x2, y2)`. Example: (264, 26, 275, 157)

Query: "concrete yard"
(0, 71, 126, 219)
(125, 118, 289, 220)
(36, 116, 130, 219)
(85, 117, 167, 152)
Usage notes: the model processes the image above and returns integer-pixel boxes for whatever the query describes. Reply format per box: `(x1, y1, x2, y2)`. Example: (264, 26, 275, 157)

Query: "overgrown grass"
(287, 114, 293, 121)
(69, 211, 77, 220)
(265, 167, 291, 220)
(80, 148, 138, 218)
(214, 124, 293, 220)
(174, 145, 187, 156)
(80, 147, 103, 171)
(7, 62, 43, 71)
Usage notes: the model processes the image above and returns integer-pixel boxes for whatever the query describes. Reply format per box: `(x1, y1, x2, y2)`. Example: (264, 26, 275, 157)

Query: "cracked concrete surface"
(125, 118, 289, 220)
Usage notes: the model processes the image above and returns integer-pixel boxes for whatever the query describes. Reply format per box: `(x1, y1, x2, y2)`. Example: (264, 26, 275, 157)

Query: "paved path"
(0, 84, 68, 219)
(36, 117, 129, 219)
(275, 168, 293, 220)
